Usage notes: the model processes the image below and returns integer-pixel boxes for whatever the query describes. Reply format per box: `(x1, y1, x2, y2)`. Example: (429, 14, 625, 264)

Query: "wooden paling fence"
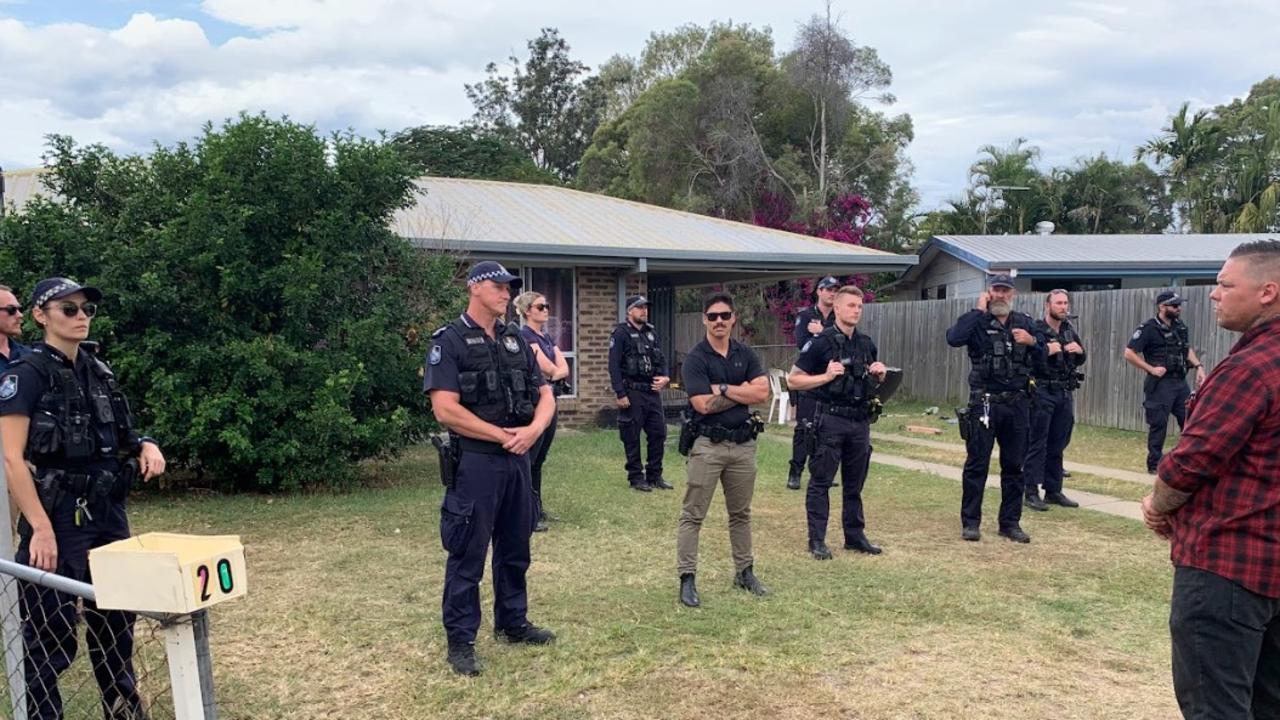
(674, 287, 1237, 432)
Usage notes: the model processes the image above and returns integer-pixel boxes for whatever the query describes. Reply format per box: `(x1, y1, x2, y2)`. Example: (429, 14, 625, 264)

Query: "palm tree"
(969, 138, 1044, 234)
(1137, 103, 1223, 231)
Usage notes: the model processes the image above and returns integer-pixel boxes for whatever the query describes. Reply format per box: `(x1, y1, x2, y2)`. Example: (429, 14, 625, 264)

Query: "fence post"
(0, 457, 28, 720)
(164, 613, 211, 720)
(193, 609, 218, 719)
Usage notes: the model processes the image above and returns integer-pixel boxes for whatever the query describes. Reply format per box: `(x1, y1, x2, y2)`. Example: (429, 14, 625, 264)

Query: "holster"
(34, 470, 65, 515)
(802, 418, 819, 458)
(430, 433, 460, 489)
(678, 412, 697, 457)
(955, 407, 971, 442)
(113, 458, 139, 502)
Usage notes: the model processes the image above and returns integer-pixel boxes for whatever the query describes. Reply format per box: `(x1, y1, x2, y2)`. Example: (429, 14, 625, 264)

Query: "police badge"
(503, 336, 521, 353)
(0, 375, 16, 400)
(429, 345, 442, 365)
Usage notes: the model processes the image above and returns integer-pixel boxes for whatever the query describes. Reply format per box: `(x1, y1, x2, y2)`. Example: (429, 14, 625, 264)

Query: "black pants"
(1025, 387, 1074, 495)
(1170, 567, 1280, 719)
(789, 393, 818, 476)
(16, 496, 140, 720)
(619, 389, 666, 485)
(961, 397, 1029, 530)
(439, 450, 536, 644)
(1145, 375, 1190, 472)
(805, 413, 872, 543)
(529, 410, 558, 518)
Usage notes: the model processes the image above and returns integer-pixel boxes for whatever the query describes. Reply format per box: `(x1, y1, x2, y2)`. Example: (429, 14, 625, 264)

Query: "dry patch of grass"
(124, 431, 1178, 719)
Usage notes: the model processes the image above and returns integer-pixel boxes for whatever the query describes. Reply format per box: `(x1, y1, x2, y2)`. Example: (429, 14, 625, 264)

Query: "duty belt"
(456, 436, 507, 455)
(622, 379, 657, 391)
(692, 422, 759, 444)
(974, 390, 1028, 404)
(821, 402, 871, 420)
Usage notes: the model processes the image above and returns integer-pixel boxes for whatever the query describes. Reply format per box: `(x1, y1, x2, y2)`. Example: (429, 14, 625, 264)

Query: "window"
(1030, 277, 1121, 292)
(919, 286, 931, 300)
(522, 267, 578, 398)
(935, 284, 948, 299)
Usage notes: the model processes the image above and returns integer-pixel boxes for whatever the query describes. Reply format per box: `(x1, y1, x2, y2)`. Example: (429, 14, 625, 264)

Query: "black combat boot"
(679, 573, 700, 607)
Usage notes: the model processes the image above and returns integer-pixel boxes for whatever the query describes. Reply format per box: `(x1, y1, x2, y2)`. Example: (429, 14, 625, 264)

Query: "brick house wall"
(556, 266, 646, 427)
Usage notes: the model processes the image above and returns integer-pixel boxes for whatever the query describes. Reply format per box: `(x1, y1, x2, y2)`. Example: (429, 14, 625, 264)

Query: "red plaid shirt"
(1161, 316, 1280, 597)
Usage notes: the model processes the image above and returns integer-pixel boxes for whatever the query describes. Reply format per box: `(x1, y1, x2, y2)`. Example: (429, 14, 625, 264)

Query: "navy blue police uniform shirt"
(423, 313, 545, 426)
(1126, 317, 1181, 367)
(0, 340, 30, 372)
(794, 306, 836, 349)
(608, 322, 667, 398)
(794, 327, 878, 381)
(0, 343, 121, 473)
(681, 339, 766, 428)
(520, 325, 558, 364)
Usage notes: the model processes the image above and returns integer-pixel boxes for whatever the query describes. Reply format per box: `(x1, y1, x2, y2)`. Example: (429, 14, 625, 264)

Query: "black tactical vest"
(1037, 320, 1080, 382)
(620, 323, 662, 379)
(969, 314, 1034, 390)
(1153, 319, 1191, 377)
(20, 344, 138, 469)
(812, 326, 872, 405)
(450, 319, 539, 426)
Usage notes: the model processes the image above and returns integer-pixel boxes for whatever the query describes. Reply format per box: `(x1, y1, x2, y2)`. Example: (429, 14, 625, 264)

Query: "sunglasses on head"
(532, 303, 550, 312)
(705, 311, 733, 322)
(0, 305, 20, 316)
(49, 301, 97, 319)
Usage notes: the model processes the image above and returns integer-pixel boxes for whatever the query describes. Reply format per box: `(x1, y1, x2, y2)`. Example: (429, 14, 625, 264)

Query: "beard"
(989, 300, 1012, 318)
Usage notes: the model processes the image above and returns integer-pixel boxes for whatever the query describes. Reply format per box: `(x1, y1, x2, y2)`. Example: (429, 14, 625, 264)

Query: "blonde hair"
(836, 285, 864, 299)
(514, 291, 545, 319)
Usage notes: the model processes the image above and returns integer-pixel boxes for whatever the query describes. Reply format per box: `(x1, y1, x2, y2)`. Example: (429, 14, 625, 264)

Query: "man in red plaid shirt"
(1143, 239, 1280, 718)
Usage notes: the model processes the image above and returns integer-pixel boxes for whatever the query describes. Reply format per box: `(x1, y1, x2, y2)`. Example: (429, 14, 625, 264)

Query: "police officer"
(0, 277, 166, 720)
(945, 274, 1042, 543)
(0, 284, 30, 370)
(676, 292, 771, 607)
(787, 285, 888, 559)
(515, 291, 570, 533)
(1024, 290, 1084, 511)
(608, 295, 671, 491)
(1123, 290, 1206, 473)
(787, 276, 839, 490)
(425, 261, 557, 677)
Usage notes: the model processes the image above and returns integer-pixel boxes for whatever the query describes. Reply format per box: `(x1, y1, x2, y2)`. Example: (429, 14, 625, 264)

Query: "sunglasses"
(705, 311, 734, 322)
(51, 301, 98, 319)
(0, 305, 20, 316)
(532, 303, 550, 312)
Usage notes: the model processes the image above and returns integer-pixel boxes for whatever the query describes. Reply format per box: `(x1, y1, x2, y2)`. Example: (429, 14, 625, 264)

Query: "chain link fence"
(0, 557, 206, 719)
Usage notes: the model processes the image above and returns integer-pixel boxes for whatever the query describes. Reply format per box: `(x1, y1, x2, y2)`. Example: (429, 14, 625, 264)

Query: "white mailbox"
(89, 533, 247, 614)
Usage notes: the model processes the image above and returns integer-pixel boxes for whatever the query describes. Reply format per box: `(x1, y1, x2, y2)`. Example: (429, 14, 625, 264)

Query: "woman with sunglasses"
(0, 277, 166, 719)
(515, 291, 569, 533)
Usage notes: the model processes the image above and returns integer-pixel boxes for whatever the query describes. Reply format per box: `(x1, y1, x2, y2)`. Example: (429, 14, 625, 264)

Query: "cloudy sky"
(2, 0, 1277, 209)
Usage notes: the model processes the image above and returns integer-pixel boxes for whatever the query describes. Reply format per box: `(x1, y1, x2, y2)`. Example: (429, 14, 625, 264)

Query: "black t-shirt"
(793, 305, 836, 349)
(681, 338, 765, 427)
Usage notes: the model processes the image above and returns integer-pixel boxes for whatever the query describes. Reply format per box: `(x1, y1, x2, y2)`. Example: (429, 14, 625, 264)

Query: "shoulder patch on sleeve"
(1131, 329, 1142, 341)
(609, 335, 615, 349)
(801, 340, 813, 354)
(0, 374, 17, 400)
(429, 345, 442, 365)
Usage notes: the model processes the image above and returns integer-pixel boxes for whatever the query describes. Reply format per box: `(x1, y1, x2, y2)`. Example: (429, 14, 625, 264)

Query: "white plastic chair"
(767, 369, 790, 424)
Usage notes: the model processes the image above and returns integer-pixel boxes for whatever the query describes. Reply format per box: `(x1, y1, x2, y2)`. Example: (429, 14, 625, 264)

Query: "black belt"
(623, 379, 657, 391)
(693, 422, 759, 444)
(457, 437, 507, 455)
(821, 403, 870, 420)
(1038, 380, 1071, 391)
(975, 390, 1029, 404)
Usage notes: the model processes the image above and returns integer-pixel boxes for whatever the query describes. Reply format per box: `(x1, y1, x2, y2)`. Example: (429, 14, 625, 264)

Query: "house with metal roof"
(3, 168, 917, 425)
(886, 231, 1268, 300)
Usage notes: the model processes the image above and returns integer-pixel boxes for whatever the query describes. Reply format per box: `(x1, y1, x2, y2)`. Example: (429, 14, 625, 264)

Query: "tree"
(968, 138, 1045, 234)
(0, 116, 463, 491)
(390, 125, 558, 183)
(465, 28, 607, 181)
(784, 1, 893, 205)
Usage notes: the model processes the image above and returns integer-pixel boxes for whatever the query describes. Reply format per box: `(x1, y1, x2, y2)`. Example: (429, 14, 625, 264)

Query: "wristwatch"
(719, 383, 729, 395)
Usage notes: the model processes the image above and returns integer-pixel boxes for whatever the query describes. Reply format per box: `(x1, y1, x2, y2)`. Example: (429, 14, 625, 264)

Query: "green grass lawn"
(117, 429, 1179, 719)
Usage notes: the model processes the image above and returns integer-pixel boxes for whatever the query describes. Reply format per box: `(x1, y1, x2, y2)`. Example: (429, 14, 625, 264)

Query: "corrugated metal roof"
(0, 168, 52, 212)
(393, 178, 913, 269)
(933, 234, 1268, 269)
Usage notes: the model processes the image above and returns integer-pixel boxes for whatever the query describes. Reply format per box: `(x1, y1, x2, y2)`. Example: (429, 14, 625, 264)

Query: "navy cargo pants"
(961, 397, 1029, 531)
(1025, 387, 1074, 495)
(805, 413, 872, 544)
(1143, 375, 1189, 472)
(16, 495, 141, 720)
(788, 393, 818, 477)
(439, 448, 535, 644)
(619, 388, 666, 486)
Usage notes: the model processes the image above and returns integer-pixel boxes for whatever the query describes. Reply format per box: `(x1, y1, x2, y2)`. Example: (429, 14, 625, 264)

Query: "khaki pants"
(677, 436, 757, 575)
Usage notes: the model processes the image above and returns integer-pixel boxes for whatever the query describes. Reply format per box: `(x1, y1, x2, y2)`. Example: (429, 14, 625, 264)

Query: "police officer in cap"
(788, 285, 888, 559)
(787, 276, 839, 490)
(608, 295, 671, 491)
(946, 273, 1043, 543)
(1024, 289, 1084, 511)
(1123, 290, 1206, 473)
(425, 261, 557, 677)
(0, 277, 166, 719)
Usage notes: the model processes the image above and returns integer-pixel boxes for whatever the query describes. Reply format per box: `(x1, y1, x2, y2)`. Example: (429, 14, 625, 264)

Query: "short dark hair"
(1229, 239, 1280, 281)
(1230, 239, 1280, 259)
(703, 292, 734, 312)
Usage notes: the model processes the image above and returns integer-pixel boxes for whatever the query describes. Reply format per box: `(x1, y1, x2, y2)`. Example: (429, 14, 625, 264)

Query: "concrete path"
(871, 431, 1154, 486)
(762, 433, 1144, 523)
